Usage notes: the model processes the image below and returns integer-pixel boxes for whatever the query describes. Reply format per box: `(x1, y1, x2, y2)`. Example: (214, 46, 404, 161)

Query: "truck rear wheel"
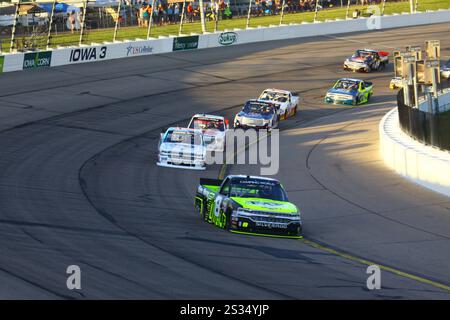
(220, 210, 231, 230)
(198, 198, 209, 222)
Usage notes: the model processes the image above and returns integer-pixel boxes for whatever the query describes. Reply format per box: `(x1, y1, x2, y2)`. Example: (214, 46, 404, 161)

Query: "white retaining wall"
(0, 9, 449, 73)
(379, 107, 450, 197)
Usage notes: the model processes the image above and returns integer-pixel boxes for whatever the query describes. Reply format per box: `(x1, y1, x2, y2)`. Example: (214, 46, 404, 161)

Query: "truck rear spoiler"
(200, 178, 222, 186)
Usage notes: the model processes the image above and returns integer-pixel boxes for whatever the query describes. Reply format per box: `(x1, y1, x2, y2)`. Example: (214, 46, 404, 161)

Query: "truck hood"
(231, 197, 298, 214)
(202, 129, 225, 137)
(237, 111, 273, 120)
(327, 88, 357, 96)
(160, 142, 205, 154)
(259, 99, 286, 107)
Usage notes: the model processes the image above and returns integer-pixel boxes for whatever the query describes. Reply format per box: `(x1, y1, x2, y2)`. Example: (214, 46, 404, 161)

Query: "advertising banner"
(69, 46, 108, 63)
(23, 51, 52, 69)
(218, 32, 238, 46)
(173, 36, 199, 51)
(0, 56, 4, 73)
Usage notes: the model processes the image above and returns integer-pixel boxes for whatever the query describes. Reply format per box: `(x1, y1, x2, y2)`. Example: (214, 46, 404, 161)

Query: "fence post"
(79, 0, 88, 46)
(199, 0, 207, 33)
(147, 0, 157, 39)
(279, 0, 286, 25)
(214, 2, 219, 32)
(246, 0, 252, 29)
(415, 0, 419, 12)
(345, 0, 350, 19)
(113, 0, 122, 41)
(381, 0, 386, 16)
(426, 90, 438, 146)
(46, 0, 57, 50)
(179, 0, 187, 35)
(313, 0, 319, 22)
(10, 0, 20, 52)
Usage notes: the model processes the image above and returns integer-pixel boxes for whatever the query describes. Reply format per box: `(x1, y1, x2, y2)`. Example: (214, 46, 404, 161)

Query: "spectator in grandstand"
(187, 2, 194, 22)
(223, 4, 232, 19)
(167, 4, 174, 23)
(261, 0, 267, 14)
(157, 3, 165, 25)
(138, 5, 144, 27)
(143, 4, 151, 27)
(68, 11, 76, 33)
(174, 3, 180, 22)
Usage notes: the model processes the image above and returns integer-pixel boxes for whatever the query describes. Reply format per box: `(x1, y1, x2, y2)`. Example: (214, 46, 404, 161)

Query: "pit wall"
(1, 9, 450, 73)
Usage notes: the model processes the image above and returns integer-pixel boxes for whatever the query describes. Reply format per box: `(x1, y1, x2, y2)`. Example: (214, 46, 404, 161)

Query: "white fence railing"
(1, 9, 450, 74)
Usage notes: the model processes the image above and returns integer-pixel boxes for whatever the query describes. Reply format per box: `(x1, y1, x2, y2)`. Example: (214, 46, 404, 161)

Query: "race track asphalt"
(0, 22, 449, 298)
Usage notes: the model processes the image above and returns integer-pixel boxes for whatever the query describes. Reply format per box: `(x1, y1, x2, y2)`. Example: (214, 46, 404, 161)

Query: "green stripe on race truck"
(230, 197, 298, 214)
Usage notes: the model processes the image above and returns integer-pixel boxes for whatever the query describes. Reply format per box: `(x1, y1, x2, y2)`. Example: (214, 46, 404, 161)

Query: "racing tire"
(293, 105, 298, 117)
(221, 210, 231, 231)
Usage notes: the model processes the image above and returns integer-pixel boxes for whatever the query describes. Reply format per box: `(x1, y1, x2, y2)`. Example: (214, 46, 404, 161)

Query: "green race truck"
(195, 175, 303, 239)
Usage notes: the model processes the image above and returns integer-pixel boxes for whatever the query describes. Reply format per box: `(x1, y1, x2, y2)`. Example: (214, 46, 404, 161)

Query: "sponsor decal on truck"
(218, 32, 238, 46)
(69, 46, 107, 62)
(173, 36, 199, 51)
(23, 51, 52, 69)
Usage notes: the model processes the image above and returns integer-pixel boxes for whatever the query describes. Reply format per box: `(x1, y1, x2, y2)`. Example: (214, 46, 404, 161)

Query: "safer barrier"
(379, 107, 450, 197)
(1, 9, 450, 74)
(397, 88, 450, 152)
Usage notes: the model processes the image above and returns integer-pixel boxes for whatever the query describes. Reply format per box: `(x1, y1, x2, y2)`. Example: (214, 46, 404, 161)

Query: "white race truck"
(188, 114, 229, 151)
(258, 89, 299, 120)
(157, 127, 206, 170)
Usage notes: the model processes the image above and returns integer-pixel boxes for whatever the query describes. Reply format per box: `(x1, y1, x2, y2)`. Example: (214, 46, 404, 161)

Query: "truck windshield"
(243, 102, 274, 115)
(260, 91, 289, 103)
(334, 80, 358, 91)
(191, 118, 225, 131)
(354, 50, 373, 59)
(229, 179, 288, 201)
(164, 130, 203, 145)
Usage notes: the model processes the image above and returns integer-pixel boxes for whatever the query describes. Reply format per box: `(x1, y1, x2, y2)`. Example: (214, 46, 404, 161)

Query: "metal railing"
(0, 0, 448, 53)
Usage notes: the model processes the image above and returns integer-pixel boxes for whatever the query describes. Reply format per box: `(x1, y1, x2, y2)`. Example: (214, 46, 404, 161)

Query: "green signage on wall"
(173, 36, 199, 51)
(23, 51, 52, 69)
(0, 56, 4, 73)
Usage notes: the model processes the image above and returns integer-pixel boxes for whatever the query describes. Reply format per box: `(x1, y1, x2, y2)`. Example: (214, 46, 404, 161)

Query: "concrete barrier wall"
(1, 9, 449, 74)
(379, 107, 450, 197)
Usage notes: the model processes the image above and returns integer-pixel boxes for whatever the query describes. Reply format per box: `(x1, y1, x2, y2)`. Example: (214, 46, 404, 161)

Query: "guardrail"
(1, 9, 450, 74)
(398, 87, 450, 152)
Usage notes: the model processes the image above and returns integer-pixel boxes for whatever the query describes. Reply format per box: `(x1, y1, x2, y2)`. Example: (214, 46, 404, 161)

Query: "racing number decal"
(214, 195, 223, 217)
